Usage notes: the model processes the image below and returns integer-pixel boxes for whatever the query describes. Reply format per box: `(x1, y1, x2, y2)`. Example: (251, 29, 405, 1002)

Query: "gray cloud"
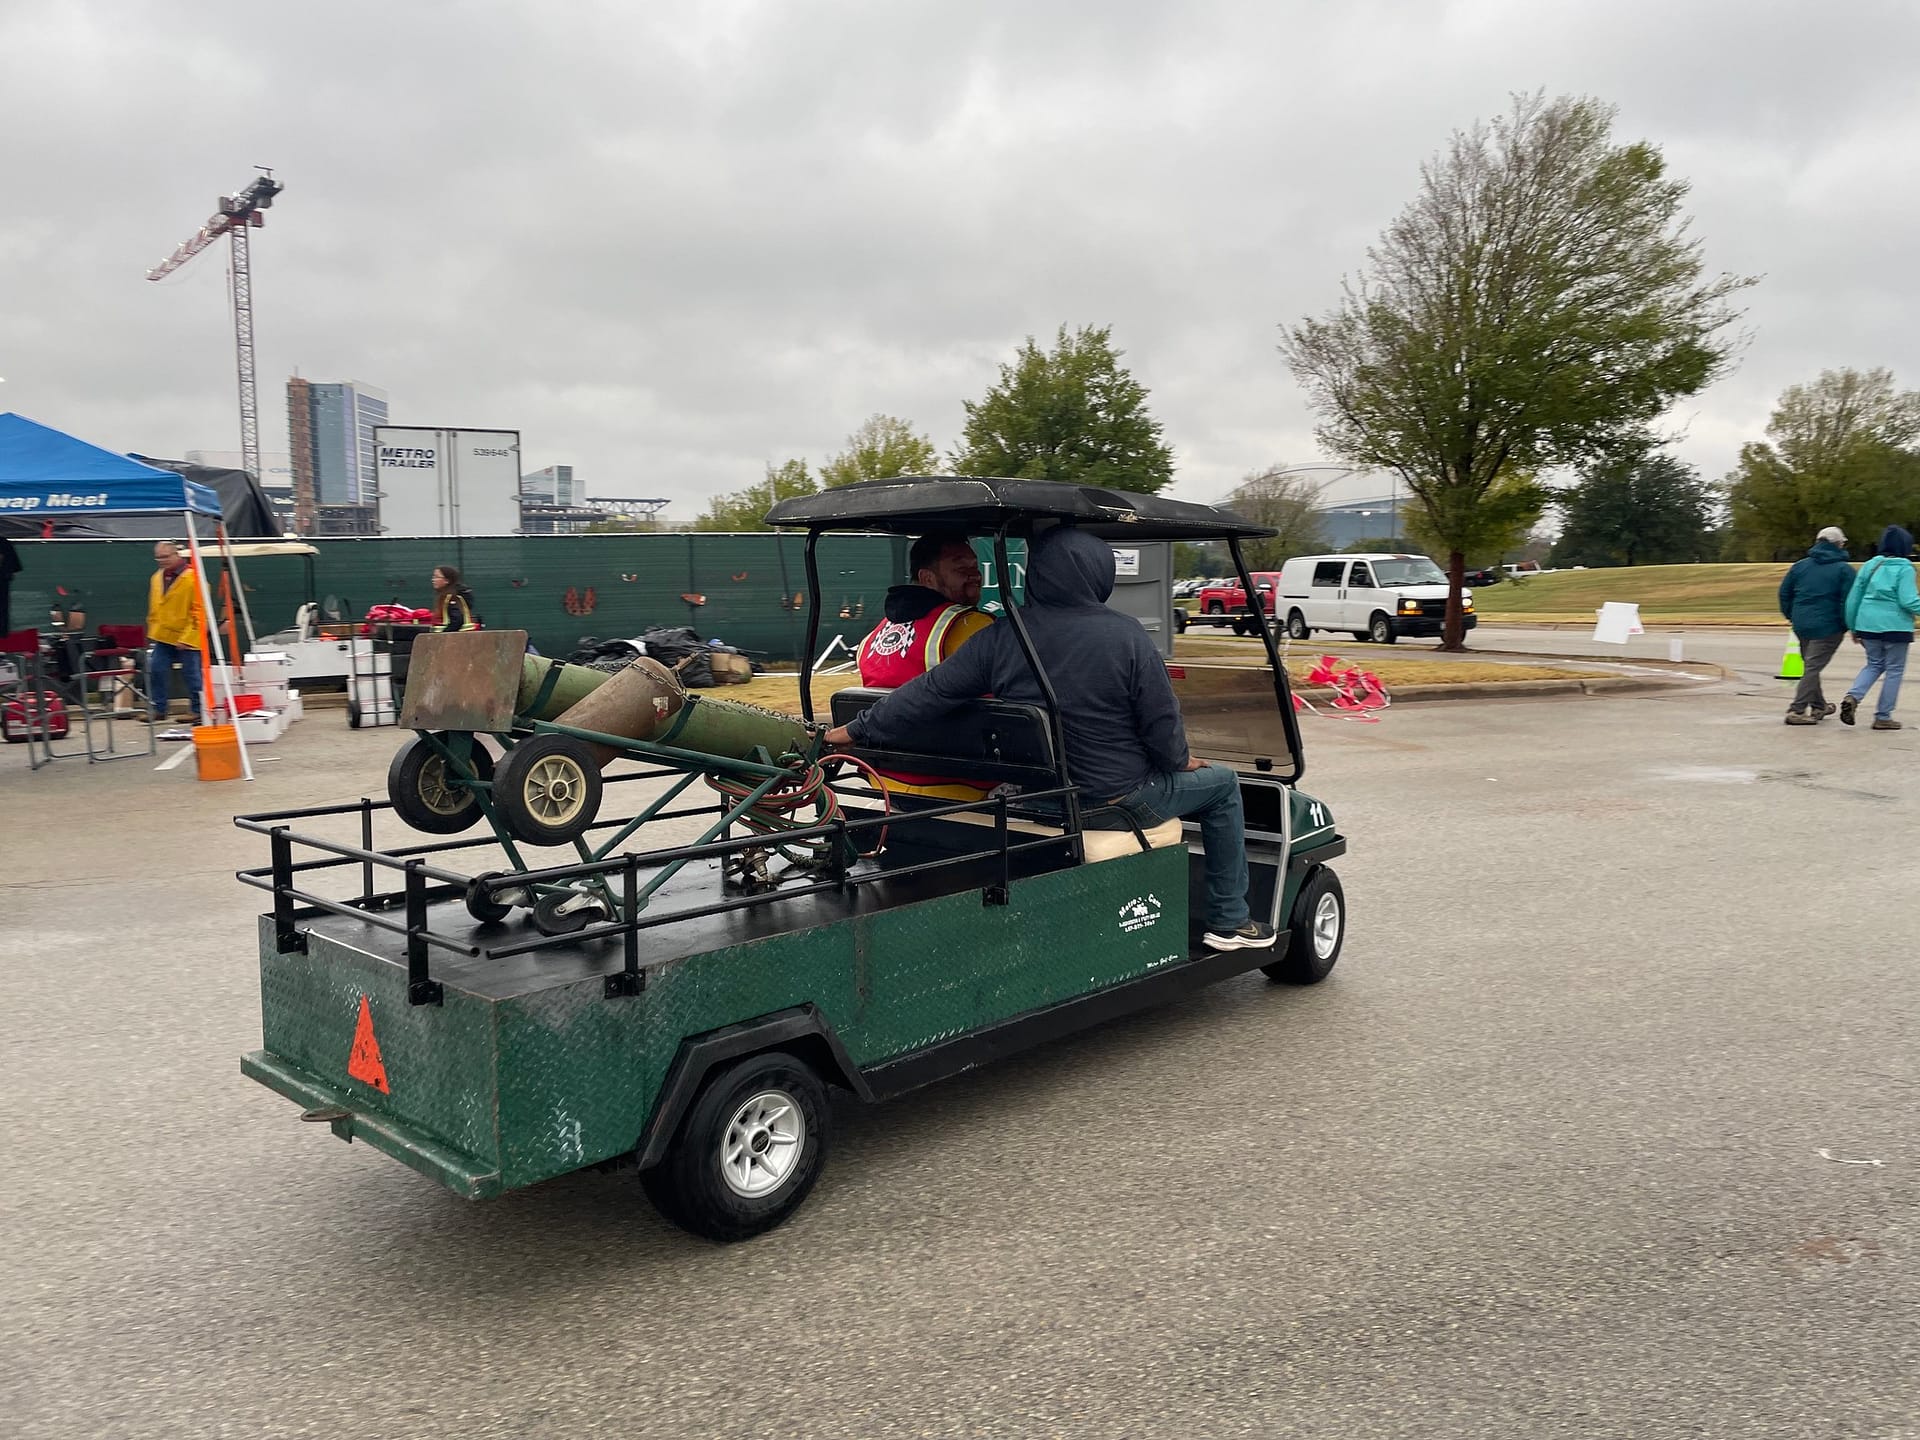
(2, 0, 1915, 518)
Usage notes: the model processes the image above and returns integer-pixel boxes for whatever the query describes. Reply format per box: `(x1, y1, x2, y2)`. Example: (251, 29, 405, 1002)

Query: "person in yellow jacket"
(146, 540, 204, 722)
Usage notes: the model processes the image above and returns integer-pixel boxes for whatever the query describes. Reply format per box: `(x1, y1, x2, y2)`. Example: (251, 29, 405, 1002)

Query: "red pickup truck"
(1191, 572, 1282, 632)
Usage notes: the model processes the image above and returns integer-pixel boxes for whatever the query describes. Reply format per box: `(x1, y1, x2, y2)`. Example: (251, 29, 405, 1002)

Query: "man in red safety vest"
(855, 531, 994, 800)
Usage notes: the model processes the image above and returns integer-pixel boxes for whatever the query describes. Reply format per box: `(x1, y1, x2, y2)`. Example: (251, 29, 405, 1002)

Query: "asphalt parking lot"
(4, 678, 1916, 1438)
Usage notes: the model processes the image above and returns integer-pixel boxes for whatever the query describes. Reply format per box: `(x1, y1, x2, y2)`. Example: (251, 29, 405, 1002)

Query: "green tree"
(1225, 466, 1329, 569)
(1550, 441, 1718, 566)
(820, 414, 939, 488)
(693, 459, 817, 531)
(1724, 368, 1920, 559)
(1281, 93, 1752, 647)
(1399, 473, 1547, 568)
(951, 325, 1174, 493)
(1173, 541, 1226, 578)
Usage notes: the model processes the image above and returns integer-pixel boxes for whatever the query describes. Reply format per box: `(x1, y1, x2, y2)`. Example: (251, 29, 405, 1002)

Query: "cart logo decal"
(1308, 801, 1326, 827)
(346, 994, 391, 1094)
(1118, 893, 1162, 934)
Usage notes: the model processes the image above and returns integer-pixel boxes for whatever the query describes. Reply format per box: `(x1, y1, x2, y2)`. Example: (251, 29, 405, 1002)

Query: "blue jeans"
(1845, 636, 1909, 721)
(148, 641, 203, 721)
(1110, 764, 1249, 931)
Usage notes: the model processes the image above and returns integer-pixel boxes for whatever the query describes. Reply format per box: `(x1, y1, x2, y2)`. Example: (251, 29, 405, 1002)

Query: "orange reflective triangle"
(346, 993, 390, 1094)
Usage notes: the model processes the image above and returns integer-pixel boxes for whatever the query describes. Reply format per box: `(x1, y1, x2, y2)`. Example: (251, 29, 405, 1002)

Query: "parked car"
(1462, 567, 1502, 587)
(1194, 572, 1283, 634)
(1272, 553, 1473, 644)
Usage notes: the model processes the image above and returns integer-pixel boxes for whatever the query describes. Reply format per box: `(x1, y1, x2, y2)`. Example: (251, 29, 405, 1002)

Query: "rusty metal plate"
(399, 630, 528, 732)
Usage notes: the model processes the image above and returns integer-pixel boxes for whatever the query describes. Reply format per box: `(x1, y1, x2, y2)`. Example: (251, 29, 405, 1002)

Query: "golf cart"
(234, 477, 1348, 1241)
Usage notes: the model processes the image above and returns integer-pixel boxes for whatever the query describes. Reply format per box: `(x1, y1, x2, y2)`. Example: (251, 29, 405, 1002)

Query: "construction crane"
(146, 170, 285, 492)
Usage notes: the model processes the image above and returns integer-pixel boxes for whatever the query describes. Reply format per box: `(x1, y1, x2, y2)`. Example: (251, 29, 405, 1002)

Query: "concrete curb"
(1345, 675, 1715, 705)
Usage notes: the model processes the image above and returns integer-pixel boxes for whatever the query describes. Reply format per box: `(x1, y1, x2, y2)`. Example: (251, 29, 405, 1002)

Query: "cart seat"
(1080, 817, 1183, 860)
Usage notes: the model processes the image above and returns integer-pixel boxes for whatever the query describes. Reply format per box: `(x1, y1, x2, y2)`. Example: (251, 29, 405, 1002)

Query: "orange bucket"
(192, 723, 244, 782)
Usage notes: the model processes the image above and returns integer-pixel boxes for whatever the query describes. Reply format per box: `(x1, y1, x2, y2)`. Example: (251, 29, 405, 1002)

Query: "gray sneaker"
(1204, 919, 1278, 951)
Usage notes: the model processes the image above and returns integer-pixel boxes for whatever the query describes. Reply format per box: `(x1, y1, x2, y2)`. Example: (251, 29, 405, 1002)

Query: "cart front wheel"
(387, 735, 493, 834)
(465, 870, 526, 925)
(1264, 866, 1344, 985)
(531, 889, 609, 935)
(493, 733, 603, 845)
(643, 1052, 830, 1243)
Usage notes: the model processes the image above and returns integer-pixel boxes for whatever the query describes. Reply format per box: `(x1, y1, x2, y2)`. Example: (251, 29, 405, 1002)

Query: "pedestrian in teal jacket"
(1839, 524, 1920, 729)
(1777, 525, 1854, 724)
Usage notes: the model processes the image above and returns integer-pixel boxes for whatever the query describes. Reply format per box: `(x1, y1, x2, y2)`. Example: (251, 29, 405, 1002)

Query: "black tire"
(1231, 618, 1250, 636)
(1205, 600, 1224, 616)
(347, 699, 361, 729)
(1174, 609, 1188, 634)
(464, 870, 520, 924)
(493, 733, 603, 845)
(386, 734, 493, 834)
(643, 1052, 831, 1243)
(1368, 613, 1397, 645)
(531, 889, 608, 935)
(1287, 610, 1309, 640)
(1264, 867, 1345, 985)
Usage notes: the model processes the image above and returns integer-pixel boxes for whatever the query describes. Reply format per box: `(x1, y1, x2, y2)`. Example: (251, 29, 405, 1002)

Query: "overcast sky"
(2, 0, 1915, 517)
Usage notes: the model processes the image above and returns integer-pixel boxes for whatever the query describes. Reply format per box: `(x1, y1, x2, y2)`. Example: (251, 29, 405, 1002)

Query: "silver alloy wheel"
(526, 754, 588, 823)
(1312, 891, 1343, 958)
(720, 1088, 806, 1198)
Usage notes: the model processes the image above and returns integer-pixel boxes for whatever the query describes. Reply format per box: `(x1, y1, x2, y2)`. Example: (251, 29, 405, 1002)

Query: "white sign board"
(1111, 547, 1141, 577)
(1592, 601, 1644, 645)
(372, 427, 522, 537)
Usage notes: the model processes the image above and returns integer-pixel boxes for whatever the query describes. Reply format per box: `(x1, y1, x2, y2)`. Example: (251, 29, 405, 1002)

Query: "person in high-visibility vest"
(854, 532, 994, 799)
(145, 540, 204, 722)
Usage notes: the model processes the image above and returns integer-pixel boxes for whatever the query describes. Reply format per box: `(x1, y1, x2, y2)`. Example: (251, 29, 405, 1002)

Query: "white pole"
(185, 511, 254, 780)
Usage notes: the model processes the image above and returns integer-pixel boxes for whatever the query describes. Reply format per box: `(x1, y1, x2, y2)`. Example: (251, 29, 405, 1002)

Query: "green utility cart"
(237, 477, 1347, 1241)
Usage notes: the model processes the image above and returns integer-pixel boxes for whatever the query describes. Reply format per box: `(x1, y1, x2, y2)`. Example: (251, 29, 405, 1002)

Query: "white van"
(1273, 553, 1473, 644)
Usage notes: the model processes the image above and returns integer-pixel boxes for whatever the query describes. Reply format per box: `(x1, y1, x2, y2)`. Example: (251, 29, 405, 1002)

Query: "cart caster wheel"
(387, 735, 494, 834)
(1264, 866, 1344, 985)
(531, 890, 610, 936)
(493, 733, 603, 845)
(465, 870, 526, 925)
(642, 1052, 830, 1243)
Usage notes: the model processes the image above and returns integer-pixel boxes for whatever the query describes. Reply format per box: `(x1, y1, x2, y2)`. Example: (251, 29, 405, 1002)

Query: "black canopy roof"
(764, 476, 1273, 541)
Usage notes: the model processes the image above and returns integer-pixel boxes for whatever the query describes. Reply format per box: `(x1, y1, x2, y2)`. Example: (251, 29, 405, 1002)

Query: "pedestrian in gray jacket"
(1778, 525, 1855, 724)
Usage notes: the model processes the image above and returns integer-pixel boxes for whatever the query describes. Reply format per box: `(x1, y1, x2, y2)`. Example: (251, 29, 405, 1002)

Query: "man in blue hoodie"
(1777, 525, 1855, 725)
(824, 525, 1274, 951)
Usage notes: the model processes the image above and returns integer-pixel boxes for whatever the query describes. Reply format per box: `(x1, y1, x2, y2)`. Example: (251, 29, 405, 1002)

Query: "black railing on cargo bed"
(236, 768, 1091, 1006)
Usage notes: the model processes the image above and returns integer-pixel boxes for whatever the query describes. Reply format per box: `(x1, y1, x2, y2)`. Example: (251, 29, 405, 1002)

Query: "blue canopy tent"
(0, 412, 223, 519)
(0, 413, 253, 776)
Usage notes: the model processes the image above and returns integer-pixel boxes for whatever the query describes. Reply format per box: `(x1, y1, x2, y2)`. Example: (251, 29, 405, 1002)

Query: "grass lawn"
(1473, 563, 1788, 624)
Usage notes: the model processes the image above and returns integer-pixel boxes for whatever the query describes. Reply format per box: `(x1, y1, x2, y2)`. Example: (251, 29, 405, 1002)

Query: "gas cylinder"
(552, 657, 686, 766)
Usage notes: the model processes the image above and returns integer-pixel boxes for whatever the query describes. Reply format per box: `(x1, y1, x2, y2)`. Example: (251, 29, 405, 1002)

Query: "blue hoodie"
(845, 526, 1187, 800)
(1844, 525, 1920, 642)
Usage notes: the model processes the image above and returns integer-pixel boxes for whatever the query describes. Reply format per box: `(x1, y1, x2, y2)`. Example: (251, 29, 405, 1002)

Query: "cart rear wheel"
(643, 1052, 830, 1243)
(1264, 866, 1344, 985)
(387, 735, 493, 834)
(493, 733, 603, 845)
